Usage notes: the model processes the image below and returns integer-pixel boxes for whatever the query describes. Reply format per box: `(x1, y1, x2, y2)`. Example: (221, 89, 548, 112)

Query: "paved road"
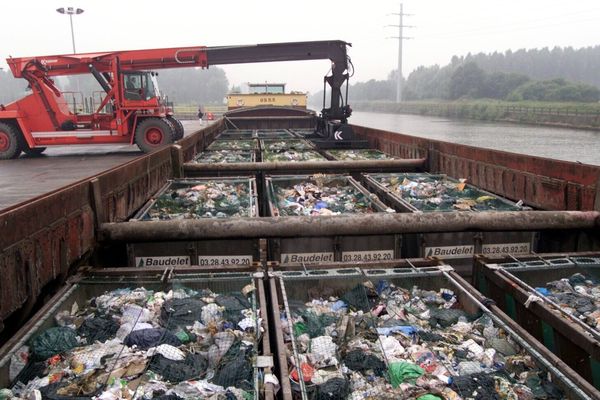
(0, 120, 205, 211)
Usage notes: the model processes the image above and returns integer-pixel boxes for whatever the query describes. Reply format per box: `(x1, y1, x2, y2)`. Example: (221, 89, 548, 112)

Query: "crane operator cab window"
(123, 72, 159, 101)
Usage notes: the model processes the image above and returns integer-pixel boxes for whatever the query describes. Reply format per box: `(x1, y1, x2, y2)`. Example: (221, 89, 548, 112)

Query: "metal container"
(261, 149, 326, 163)
(362, 173, 536, 276)
(0, 270, 274, 399)
(207, 139, 258, 151)
(215, 129, 256, 140)
(325, 149, 395, 161)
(128, 178, 259, 267)
(265, 174, 399, 265)
(256, 129, 297, 139)
(363, 173, 526, 213)
(192, 150, 256, 164)
(260, 139, 314, 152)
(474, 253, 600, 389)
(269, 262, 597, 400)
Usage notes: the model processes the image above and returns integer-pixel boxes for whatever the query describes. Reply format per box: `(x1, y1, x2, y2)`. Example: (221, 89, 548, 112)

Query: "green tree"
(448, 62, 485, 99)
(480, 72, 529, 99)
(508, 78, 600, 102)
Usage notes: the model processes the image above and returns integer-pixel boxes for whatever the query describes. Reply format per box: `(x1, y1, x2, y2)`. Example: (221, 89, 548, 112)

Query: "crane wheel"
(167, 116, 185, 140)
(134, 118, 174, 153)
(0, 122, 24, 160)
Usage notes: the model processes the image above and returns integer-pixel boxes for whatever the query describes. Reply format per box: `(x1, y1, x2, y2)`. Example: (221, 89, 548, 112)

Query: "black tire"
(0, 122, 23, 160)
(167, 116, 185, 140)
(23, 146, 47, 157)
(134, 118, 174, 153)
(163, 118, 176, 139)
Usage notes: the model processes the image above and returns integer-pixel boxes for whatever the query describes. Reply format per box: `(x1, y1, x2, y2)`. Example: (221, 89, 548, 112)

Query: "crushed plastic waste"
(373, 173, 522, 212)
(538, 272, 600, 329)
(124, 328, 182, 350)
(193, 150, 254, 164)
(77, 317, 119, 344)
(281, 279, 564, 399)
(263, 149, 326, 162)
(30, 327, 79, 361)
(8, 286, 261, 400)
(206, 139, 256, 151)
(261, 138, 324, 162)
(269, 175, 386, 216)
(262, 139, 313, 152)
(328, 149, 394, 161)
(143, 179, 254, 220)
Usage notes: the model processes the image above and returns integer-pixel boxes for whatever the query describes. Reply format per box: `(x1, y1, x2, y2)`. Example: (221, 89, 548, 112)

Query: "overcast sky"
(1, 0, 599, 93)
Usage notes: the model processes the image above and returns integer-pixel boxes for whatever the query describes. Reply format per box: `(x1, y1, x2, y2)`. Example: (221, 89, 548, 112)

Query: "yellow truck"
(227, 83, 307, 109)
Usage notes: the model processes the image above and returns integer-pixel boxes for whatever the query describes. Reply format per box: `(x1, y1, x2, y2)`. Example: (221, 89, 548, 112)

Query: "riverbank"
(351, 100, 600, 131)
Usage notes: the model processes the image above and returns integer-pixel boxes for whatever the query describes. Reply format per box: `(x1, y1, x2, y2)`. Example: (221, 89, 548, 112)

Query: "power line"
(386, 3, 414, 102)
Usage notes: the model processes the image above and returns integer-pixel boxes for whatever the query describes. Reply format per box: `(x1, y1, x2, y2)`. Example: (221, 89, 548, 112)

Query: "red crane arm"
(6, 40, 351, 121)
(7, 46, 209, 78)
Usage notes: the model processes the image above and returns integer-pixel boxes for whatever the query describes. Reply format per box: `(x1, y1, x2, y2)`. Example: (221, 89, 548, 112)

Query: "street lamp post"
(56, 7, 84, 111)
(56, 7, 84, 54)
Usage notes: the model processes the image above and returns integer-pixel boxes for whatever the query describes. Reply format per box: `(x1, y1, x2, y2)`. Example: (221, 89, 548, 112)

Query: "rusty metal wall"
(223, 107, 317, 130)
(473, 254, 600, 389)
(352, 124, 600, 211)
(178, 120, 224, 162)
(0, 184, 95, 333)
(0, 125, 218, 334)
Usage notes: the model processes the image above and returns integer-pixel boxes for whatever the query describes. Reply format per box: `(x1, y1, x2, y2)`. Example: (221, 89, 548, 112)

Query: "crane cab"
(122, 71, 163, 105)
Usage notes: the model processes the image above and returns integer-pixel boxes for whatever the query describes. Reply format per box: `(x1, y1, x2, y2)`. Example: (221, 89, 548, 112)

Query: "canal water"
(351, 111, 600, 166)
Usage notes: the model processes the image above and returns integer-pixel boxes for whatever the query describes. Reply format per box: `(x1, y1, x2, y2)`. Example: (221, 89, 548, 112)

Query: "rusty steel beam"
(100, 211, 600, 242)
(183, 159, 426, 176)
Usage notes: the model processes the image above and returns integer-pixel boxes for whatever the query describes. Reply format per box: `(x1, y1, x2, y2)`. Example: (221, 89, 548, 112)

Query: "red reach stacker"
(0, 41, 357, 159)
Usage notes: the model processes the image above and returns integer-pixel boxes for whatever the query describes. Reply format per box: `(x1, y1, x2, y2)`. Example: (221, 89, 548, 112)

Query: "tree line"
(309, 45, 600, 104)
(404, 59, 599, 102)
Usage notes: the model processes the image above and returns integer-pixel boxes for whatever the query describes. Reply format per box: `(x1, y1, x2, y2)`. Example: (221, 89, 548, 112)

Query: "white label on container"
(342, 250, 394, 262)
(135, 256, 191, 268)
(281, 252, 335, 265)
(482, 242, 531, 256)
(198, 255, 253, 266)
(425, 245, 474, 259)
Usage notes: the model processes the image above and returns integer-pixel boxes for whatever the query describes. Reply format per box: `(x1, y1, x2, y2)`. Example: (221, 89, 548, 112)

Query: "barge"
(1, 107, 600, 398)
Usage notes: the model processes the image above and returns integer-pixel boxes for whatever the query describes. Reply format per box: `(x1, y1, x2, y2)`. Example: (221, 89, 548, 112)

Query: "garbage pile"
(269, 175, 384, 216)
(375, 174, 521, 212)
(262, 150, 326, 163)
(281, 279, 564, 400)
(261, 140, 313, 152)
(7, 285, 261, 400)
(207, 140, 255, 151)
(193, 150, 254, 164)
(536, 273, 600, 330)
(144, 180, 253, 220)
(328, 149, 394, 161)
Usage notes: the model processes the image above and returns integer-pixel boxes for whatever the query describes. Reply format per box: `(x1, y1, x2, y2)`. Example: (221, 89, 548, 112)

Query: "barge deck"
(1, 109, 600, 398)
